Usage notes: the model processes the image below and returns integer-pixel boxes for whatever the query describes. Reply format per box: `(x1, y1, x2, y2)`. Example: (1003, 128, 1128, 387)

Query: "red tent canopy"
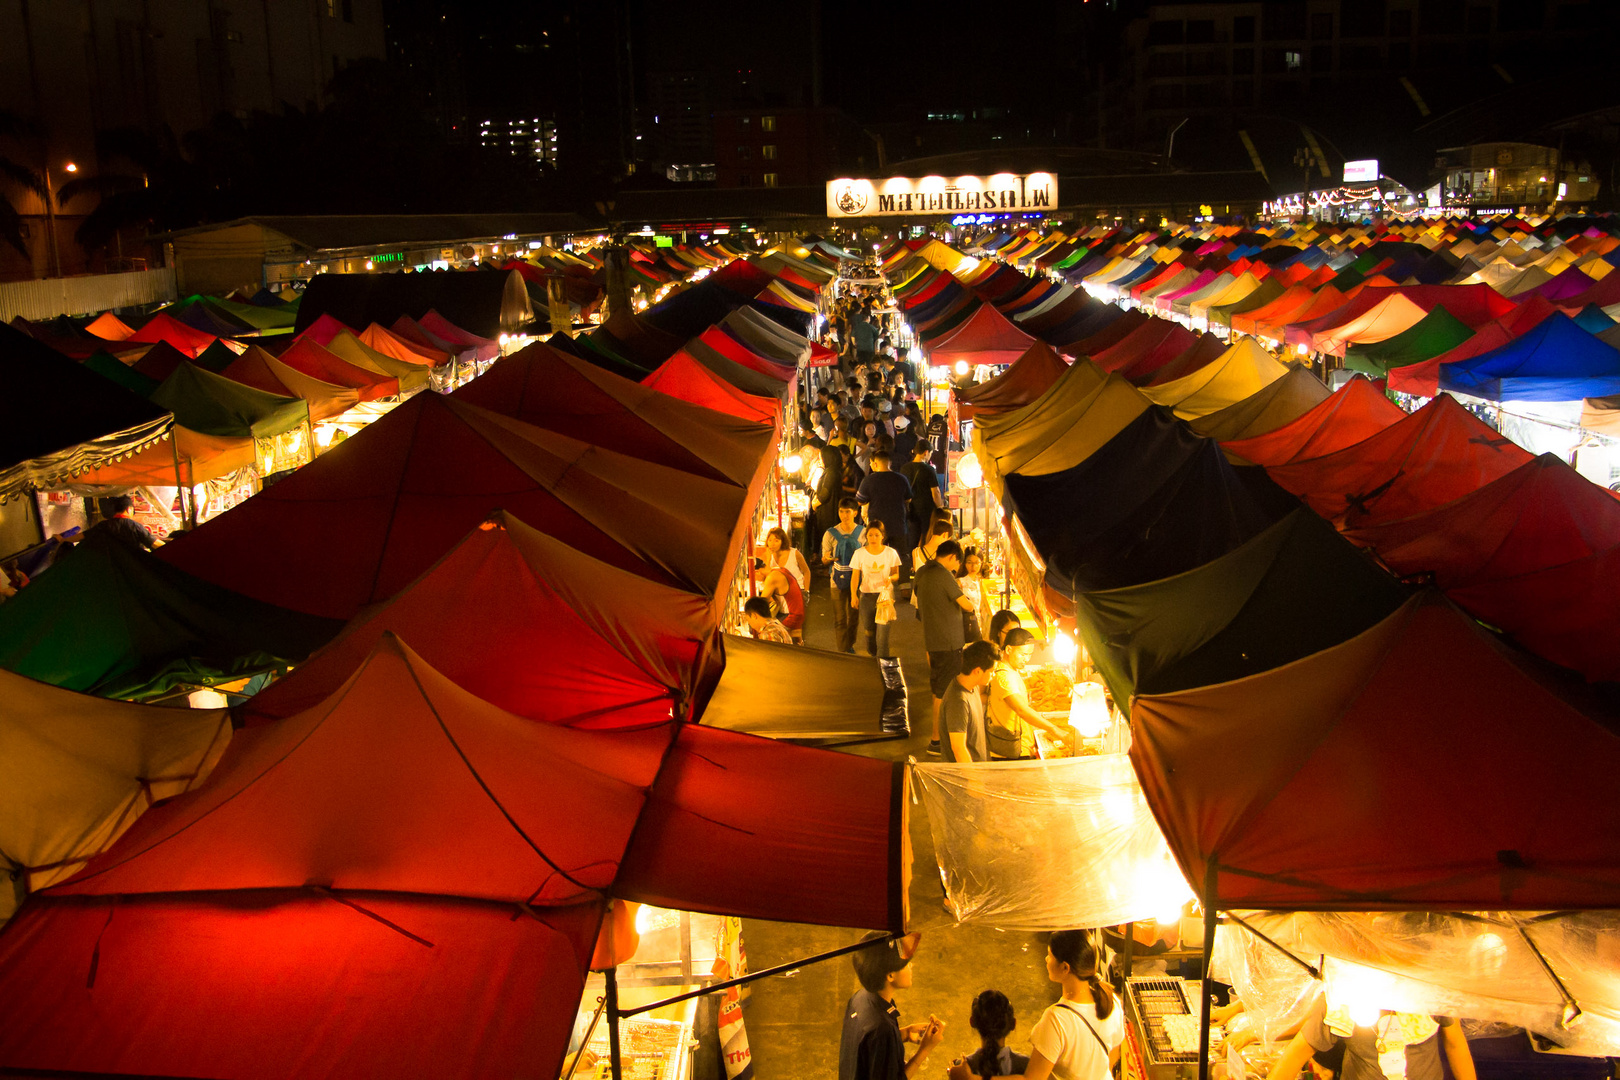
(1264, 393, 1533, 527)
(297, 311, 354, 347)
(241, 512, 720, 726)
(276, 336, 399, 400)
(1231, 284, 1317, 338)
(642, 349, 781, 423)
(127, 312, 217, 357)
(453, 342, 775, 488)
(1019, 291, 1098, 337)
(1062, 308, 1149, 357)
(1091, 319, 1196, 376)
(698, 326, 796, 382)
(159, 394, 749, 620)
(1133, 331, 1227, 387)
(898, 270, 952, 308)
(954, 340, 1070, 419)
(708, 258, 775, 297)
(1132, 592, 1620, 910)
(1222, 375, 1406, 466)
(391, 314, 461, 357)
(0, 636, 905, 1079)
(928, 300, 1037, 366)
(420, 310, 498, 360)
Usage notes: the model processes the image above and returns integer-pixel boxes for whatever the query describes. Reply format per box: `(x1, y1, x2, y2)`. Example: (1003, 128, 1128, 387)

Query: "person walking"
(850, 522, 901, 658)
(821, 497, 866, 653)
(913, 539, 979, 756)
(947, 930, 1122, 1080)
(900, 443, 945, 548)
(857, 451, 913, 573)
(839, 932, 945, 1080)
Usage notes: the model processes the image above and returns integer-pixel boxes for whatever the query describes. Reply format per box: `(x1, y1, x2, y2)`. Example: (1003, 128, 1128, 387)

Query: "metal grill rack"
(1124, 976, 1200, 1077)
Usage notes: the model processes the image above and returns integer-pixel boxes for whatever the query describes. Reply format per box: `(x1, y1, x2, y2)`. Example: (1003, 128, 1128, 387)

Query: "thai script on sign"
(827, 173, 1058, 218)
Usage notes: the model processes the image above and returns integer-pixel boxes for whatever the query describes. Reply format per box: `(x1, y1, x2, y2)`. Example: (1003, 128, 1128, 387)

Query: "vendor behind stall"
(986, 629, 1068, 759)
(1267, 999, 1476, 1080)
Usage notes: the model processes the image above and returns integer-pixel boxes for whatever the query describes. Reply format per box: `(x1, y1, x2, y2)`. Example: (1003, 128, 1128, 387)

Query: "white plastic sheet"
(914, 754, 1193, 930)
(1217, 910, 1620, 1057)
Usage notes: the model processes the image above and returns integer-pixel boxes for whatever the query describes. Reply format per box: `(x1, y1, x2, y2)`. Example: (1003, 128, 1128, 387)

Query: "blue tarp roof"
(1440, 312, 1620, 402)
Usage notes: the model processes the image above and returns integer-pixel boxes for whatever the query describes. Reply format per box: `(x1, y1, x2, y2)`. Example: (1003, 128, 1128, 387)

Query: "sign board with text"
(826, 173, 1058, 218)
(1343, 159, 1380, 183)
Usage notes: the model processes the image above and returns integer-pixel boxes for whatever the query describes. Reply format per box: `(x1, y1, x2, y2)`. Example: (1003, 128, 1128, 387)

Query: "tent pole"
(1198, 864, 1217, 1080)
(1121, 921, 1135, 983)
(1224, 912, 1321, 980)
(606, 966, 624, 1080)
(1510, 917, 1583, 1027)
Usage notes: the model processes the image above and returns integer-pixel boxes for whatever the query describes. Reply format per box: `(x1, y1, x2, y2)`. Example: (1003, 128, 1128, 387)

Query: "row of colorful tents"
(0, 238, 927, 1078)
(892, 232, 1620, 1054)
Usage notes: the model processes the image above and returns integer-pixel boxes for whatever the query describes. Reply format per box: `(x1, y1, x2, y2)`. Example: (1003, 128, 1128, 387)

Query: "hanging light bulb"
(782, 453, 803, 474)
(1051, 630, 1078, 666)
(1068, 682, 1109, 738)
(956, 450, 984, 489)
(953, 359, 970, 377)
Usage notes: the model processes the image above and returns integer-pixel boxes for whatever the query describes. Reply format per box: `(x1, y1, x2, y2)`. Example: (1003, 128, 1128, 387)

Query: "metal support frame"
(1224, 911, 1323, 981)
(1510, 916, 1584, 1028)
(605, 966, 624, 1080)
(1198, 865, 1217, 1080)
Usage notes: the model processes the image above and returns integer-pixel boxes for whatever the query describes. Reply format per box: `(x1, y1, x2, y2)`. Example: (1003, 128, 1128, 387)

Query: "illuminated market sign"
(827, 173, 1058, 218)
(1342, 159, 1379, 183)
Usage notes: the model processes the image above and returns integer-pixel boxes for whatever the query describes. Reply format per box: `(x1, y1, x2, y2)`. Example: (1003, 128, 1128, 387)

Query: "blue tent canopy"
(1440, 312, 1620, 402)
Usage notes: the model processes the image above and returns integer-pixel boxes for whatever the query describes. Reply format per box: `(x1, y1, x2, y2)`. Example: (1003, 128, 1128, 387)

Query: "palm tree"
(54, 126, 213, 255)
(0, 111, 47, 260)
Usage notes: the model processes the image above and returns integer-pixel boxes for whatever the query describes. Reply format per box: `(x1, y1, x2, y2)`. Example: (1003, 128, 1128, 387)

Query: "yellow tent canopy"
(0, 667, 230, 922)
(1142, 337, 1291, 420)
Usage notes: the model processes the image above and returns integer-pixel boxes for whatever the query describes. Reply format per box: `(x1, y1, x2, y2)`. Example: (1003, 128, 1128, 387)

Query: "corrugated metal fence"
(0, 266, 177, 322)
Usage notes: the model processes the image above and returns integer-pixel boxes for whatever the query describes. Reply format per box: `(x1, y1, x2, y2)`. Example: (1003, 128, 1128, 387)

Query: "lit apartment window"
(1284, 50, 1302, 71)
(763, 172, 778, 187)
(761, 115, 776, 131)
(761, 144, 777, 160)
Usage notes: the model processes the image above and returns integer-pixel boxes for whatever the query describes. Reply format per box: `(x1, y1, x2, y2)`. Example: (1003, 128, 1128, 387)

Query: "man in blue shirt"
(839, 932, 944, 1080)
(820, 497, 866, 653)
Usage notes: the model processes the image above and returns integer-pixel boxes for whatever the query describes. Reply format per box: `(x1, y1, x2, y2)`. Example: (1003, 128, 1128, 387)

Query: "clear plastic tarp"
(914, 753, 1193, 930)
(1213, 910, 1620, 1057)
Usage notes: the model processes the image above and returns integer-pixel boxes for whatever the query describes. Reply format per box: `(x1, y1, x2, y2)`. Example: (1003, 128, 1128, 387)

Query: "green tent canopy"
(208, 295, 298, 333)
(149, 362, 309, 439)
(193, 340, 244, 374)
(1074, 508, 1409, 707)
(1344, 305, 1474, 376)
(0, 530, 341, 701)
(83, 351, 161, 397)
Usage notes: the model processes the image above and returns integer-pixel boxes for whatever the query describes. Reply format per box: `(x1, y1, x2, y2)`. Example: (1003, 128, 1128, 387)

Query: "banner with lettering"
(827, 174, 1058, 218)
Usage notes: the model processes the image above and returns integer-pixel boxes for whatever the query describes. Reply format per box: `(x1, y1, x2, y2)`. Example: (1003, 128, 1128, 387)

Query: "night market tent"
(0, 322, 172, 502)
(0, 530, 340, 700)
(1043, 302, 1127, 351)
(149, 361, 309, 440)
(1439, 312, 1620, 401)
(84, 311, 135, 341)
(590, 310, 685, 371)
(927, 299, 1037, 367)
(1002, 408, 1294, 594)
(191, 338, 246, 374)
(1345, 454, 1620, 680)
(1062, 307, 1150, 357)
(220, 344, 361, 422)
(1092, 319, 1196, 376)
(1189, 271, 1263, 323)
(702, 634, 908, 743)
(720, 305, 813, 366)
(83, 350, 160, 397)
(757, 278, 818, 312)
(158, 393, 751, 621)
(0, 668, 230, 922)
(1187, 366, 1331, 444)
(0, 636, 906, 1080)
(293, 268, 533, 338)
(1342, 305, 1474, 377)
(1264, 394, 1535, 527)
(321, 326, 433, 394)
(125, 312, 217, 357)
(453, 342, 776, 489)
(1230, 284, 1318, 339)
(160, 295, 256, 337)
(1141, 338, 1290, 420)
(674, 336, 790, 398)
(1131, 591, 1620, 910)
(971, 363, 1147, 494)
(1303, 292, 1431, 356)
(697, 326, 797, 383)
(275, 336, 399, 400)
(1133, 332, 1227, 388)
(1209, 275, 1286, 329)
(642, 347, 780, 424)
(1222, 375, 1406, 466)
(240, 512, 718, 727)
(1073, 508, 1407, 708)
(955, 341, 1070, 419)
(358, 321, 451, 367)
(128, 339, 193, 382)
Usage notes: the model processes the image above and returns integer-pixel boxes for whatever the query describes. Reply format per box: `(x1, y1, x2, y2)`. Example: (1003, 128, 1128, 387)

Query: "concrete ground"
(739, 571, 1060, 1078)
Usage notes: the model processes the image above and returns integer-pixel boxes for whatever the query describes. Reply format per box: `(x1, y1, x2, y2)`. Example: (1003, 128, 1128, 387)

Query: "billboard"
(826, 173, 1058, 218)
(1343, 159, 1380, 183)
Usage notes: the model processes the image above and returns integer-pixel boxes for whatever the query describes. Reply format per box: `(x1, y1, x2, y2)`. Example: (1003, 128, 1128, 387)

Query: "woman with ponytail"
(947, 930, 1123, 1080)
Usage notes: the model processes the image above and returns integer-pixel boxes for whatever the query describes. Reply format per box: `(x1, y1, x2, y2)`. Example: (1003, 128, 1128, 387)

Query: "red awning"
(954, 340, 1069, 419)
(929, 301, 1038, 367)
(1222, 374, 1406, 466)
(1132, 592, 1620, 910)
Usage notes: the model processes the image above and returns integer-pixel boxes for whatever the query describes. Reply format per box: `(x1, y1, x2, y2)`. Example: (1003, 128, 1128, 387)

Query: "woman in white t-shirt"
(848, 521, 900, 657)
(948, 929, 1123, 1080)
(759, 526, 810, 592)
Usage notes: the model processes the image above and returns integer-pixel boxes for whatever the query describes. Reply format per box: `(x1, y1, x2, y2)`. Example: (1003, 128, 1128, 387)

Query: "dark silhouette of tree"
(0, 112, 47, 259)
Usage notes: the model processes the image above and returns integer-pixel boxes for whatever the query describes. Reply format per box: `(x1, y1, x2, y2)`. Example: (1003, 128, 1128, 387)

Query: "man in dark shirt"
(912, 539, 977, 756)
(87, 495, 155, 552)
(941, 640, 998, 764)
(839, 932, 944, 1080)
(898, 443, 945, 545)
(856, 451, 913, 567)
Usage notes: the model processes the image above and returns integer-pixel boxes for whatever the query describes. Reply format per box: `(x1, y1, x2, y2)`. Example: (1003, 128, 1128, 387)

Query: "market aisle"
(739, 572, 1057, 1079)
